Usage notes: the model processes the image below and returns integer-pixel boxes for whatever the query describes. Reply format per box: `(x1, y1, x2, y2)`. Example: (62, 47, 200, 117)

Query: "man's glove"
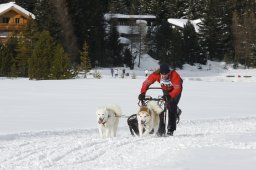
(138, 93, 145, 101)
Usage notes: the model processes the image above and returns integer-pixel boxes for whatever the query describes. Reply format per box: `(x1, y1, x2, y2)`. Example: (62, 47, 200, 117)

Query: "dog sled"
(127, 87, 182, 136)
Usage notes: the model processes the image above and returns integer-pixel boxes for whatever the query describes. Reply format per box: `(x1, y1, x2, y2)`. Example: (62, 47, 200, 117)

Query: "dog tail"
(147, 101, 163, 114)
(109, 104, 122, 117)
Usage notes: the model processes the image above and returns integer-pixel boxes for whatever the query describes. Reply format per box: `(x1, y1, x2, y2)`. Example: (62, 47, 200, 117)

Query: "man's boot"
(167, 129, 174, 136)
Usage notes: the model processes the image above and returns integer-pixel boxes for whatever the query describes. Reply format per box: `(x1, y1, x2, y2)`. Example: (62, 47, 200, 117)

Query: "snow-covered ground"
(1, 60, 256, 170)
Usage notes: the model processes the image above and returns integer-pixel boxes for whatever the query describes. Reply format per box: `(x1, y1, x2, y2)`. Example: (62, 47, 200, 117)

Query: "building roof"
(104, 13, 156, 21)
(167, 18, 201, 32)
(0, 2, 35, 19)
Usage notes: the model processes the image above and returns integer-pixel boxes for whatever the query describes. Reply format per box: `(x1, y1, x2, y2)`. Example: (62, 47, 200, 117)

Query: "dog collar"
(99, 120, 107, 126)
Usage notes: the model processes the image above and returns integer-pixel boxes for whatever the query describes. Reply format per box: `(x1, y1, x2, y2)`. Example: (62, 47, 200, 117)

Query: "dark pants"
(167, 92, 182, 131)
(159, 87, 182, 134)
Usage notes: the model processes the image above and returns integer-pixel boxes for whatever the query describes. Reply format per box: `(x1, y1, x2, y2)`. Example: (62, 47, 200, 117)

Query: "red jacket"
(140, 70, 182, 98)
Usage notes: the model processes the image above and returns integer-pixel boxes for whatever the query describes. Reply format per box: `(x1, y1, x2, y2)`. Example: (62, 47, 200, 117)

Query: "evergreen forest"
(1, 0, 256, 79)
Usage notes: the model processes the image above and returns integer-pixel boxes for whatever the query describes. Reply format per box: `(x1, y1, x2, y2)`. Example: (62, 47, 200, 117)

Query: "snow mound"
(1, 117, 255, 169)
(134, 54, 159, 71)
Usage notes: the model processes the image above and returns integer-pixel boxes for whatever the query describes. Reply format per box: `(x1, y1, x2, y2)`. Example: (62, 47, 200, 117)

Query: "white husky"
(137, 101, 163, 137)
(96, 104, 122, 138)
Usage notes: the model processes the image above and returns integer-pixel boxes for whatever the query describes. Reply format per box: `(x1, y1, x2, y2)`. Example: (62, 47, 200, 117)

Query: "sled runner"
(127, 87, 182, 136)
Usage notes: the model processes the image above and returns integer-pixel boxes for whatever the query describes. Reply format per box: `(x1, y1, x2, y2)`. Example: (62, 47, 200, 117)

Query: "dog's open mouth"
(98, 118, 104, 124)
(141, 120, 147, 126)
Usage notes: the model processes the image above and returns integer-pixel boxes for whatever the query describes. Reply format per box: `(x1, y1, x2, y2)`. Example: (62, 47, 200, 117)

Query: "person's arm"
(140, 74, 157, 94)
(169, 71, 182, 98)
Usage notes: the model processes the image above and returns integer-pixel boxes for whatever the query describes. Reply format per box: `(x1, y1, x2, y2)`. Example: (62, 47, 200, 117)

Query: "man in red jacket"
(138, 64, 183, 136)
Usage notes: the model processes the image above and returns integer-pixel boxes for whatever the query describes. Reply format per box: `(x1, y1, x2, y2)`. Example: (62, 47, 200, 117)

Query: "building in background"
(104, 13, 156, 45)
(167, 18, 202, 33)
(0, 2, 35, 43)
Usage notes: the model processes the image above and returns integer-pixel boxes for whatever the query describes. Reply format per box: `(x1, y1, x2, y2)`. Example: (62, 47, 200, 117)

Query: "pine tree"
(15, 35, 30, 77)
(175, 0, 188, 18)
(157, 0, 173, 22)
(14, 18, 39, 77)
(250, 44, 256, 68)
(220, 1, 234, 64)
(105, 22, 123, 67)
(0, 44, 14, 77)
(34, 0, 61, 41)
(232, 1, 256, 67)
(66, 0, 106, 67)
(51, 0, 80, 64)
(140, 0, 159, 16)
(198, 0, 216, 61)
(129, 0, 140, 14)
(123, 48, 133, 69)
(4, 37, 18, 77)
(139, 0, 154, 14)
(198, 0, 232, 62)
(154, 20, 184, 68)
(154, 21, 172, 61)
(185, 0, 206, 19)
(169, 29, 184, 69)
(15, 0, 37, 12)
(80, 41, 92, 77)
(183, 21, 201, 65)
(145, 25, 155, 57)
(50, 44, 73, 79)
(108, 0, 128, 14)
(29, 31, 55, 80)
(23, 17, 40, 44)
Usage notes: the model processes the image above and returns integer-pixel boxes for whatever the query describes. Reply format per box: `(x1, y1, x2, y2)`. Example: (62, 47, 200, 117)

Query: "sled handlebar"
(144, 96, 164, 101)
(138, 87, 165, 106)
(138, 95, 165, 106)
(148, 87, 162, 90)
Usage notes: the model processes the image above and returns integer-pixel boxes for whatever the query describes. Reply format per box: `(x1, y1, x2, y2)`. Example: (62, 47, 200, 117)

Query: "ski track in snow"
(0, 117, 256, 170)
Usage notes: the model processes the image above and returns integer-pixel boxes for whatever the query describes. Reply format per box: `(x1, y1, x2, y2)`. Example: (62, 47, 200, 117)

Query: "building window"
(15, 18, 20, 24)
(0, 31, 9, 37)
(2, 17, 10, 23)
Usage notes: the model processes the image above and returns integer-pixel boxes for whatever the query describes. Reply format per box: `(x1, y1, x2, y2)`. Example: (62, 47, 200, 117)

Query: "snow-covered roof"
(104, 13, 156, 21)
(167, 18, 201, 32)
(118, 37, 130, 44)
(0, 2, 35, 19)
(136, 20, 147, 25)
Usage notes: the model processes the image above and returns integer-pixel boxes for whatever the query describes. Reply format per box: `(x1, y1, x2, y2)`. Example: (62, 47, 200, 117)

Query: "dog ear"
(106, 107, 113, 112)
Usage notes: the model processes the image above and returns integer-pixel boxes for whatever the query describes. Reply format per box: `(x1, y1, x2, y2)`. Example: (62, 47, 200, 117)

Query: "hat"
(160, 64, 170, 74)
